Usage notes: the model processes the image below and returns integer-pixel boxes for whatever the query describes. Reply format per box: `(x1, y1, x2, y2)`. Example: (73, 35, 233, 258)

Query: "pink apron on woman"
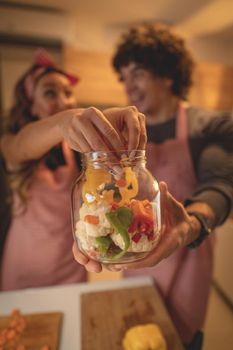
(124, 105, 215, 343)
(1, 143, 87, 291)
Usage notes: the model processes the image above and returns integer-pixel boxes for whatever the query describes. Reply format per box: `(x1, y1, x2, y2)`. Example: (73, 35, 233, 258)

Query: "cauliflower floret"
(111, 232, 158, 252)
(75, 220, 97, 251)
(79, 203, 97, 220)
(111, 232, 125, 250)
(128, 235, 156, 252)
(84, 221, 112, 237)
(94, 203, 112, 230)
(75, 202, 112, 239)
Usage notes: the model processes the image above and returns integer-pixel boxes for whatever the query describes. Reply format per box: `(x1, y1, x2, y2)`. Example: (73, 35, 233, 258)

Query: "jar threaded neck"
(82, 150, 146, 167)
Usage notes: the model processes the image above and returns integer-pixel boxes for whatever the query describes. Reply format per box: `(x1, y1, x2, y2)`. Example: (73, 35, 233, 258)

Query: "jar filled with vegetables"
(71, 150, 161, 263)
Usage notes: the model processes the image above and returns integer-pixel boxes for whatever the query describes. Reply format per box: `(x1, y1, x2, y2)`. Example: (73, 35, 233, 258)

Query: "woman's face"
(31, 72, 77, 119)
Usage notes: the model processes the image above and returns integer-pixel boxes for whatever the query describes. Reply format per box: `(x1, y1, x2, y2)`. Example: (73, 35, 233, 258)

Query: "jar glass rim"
(82, 149, 146, 164)
(83, 149, 145, 156)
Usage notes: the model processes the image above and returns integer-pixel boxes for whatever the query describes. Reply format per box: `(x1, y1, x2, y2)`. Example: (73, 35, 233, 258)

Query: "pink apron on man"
(1, 143, 87, 291)
(124, 106, 215, 343)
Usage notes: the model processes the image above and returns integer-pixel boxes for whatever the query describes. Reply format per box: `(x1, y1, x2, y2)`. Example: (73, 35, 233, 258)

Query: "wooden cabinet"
(64, 47, 126, 108)
(64, 46, 233, 112)
(189, 62, 233, 111)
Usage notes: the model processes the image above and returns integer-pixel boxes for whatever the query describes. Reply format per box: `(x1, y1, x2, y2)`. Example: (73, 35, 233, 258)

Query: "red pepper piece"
(111, 202, 119, 211)
(132, 232, 142, 243)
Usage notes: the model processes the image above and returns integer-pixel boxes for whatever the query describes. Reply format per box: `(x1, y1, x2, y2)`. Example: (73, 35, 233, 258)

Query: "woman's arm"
(1, 110, 73, 167)
(1, 106, 145, 168)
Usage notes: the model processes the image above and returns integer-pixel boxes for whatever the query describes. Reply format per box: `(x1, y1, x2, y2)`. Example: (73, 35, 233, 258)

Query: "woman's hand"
(103, 106, 147, 150)
(72, 182, 201, 273)
(60, 106, 146, 153)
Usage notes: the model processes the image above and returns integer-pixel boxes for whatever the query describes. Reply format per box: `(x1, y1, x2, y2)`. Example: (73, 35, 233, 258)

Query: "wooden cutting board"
(81, 286, 184, 350)
(0, 311, 62, 349)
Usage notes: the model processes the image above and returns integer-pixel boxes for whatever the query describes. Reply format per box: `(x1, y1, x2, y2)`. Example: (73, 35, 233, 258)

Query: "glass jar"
(71, 150, 161, 264)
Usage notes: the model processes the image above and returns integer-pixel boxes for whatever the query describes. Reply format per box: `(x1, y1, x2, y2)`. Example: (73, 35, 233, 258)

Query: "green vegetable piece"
(105, 207, 132, 259)
(116, 207, 132, 229)
(96, 236, 112, 255)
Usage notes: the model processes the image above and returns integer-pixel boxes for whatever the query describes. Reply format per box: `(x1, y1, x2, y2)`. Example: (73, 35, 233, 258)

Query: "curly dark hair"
(112, 23, 195, 98)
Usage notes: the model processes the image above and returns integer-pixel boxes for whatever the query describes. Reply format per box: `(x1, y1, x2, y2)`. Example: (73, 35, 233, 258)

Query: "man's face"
(118, 62, 172, 116)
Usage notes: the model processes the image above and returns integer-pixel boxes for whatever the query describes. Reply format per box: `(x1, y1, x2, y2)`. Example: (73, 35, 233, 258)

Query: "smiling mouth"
(129, 94, 143, 105)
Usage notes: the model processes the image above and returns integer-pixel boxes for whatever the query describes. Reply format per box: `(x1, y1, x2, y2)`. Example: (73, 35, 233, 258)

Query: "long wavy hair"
(3, 65, 65, 209)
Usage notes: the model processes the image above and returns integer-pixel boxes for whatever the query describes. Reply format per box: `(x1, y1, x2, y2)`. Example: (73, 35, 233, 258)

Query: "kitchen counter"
(0, 276, 154, 349)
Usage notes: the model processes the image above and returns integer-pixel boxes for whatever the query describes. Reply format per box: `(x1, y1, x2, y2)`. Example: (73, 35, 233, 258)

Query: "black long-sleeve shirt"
(146, 107, 233, 226)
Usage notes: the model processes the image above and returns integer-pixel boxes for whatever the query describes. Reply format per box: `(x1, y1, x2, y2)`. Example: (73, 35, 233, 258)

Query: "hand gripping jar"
(71, 150, 161, 264)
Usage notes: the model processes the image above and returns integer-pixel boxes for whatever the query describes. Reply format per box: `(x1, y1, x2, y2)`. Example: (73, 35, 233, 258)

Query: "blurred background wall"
(0, 0, 233, 112)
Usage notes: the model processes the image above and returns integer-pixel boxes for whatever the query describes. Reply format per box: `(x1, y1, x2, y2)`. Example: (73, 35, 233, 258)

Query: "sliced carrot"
(16, 324, 25, 333)
(10, 319, 18, 328)
(11, 309, 20, 318)
(16, 345, 26, 350)
(6, 329, 16, 340)
(40, 345, 50, 350)
(0, 329, 7, 336)
(0, 335, 6, 346)
(84, 215, 99, 225)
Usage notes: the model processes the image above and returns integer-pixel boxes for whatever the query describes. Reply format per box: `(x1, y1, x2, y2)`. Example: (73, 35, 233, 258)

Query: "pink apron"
(124, 106, 215, 343)
(1, 143, 87, 291)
